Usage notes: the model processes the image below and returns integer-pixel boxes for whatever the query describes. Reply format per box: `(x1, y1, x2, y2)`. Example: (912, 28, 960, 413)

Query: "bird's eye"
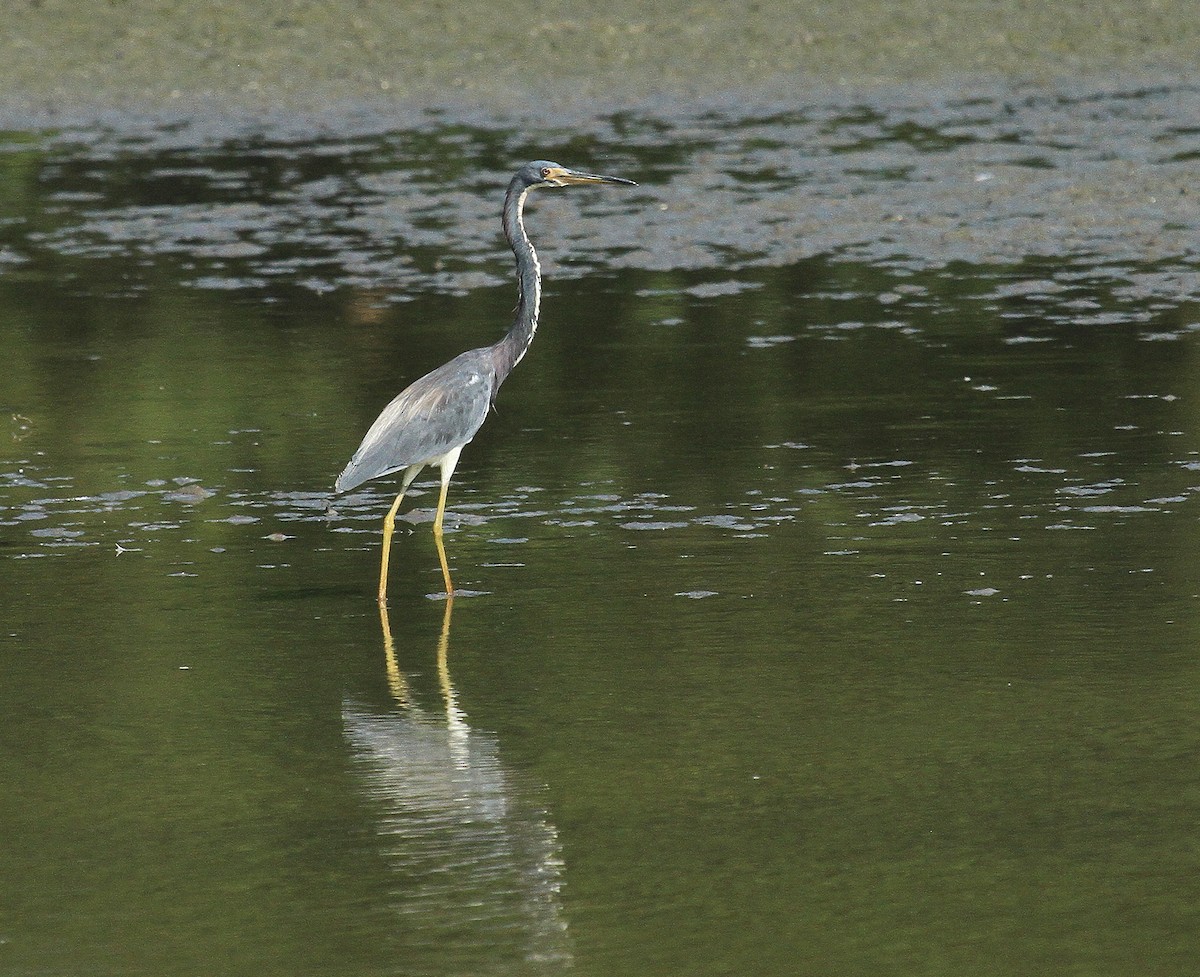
(540, 167, 552, 179)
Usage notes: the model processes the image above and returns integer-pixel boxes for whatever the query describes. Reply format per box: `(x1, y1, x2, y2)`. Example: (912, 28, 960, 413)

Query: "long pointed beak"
(557, 168, 637, 187)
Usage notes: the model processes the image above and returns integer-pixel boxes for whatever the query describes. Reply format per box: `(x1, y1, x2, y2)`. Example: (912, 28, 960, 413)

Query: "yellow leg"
(432, 477, 450, 537)
(377, 490, 407, 605)
(433, 479, 453, 596)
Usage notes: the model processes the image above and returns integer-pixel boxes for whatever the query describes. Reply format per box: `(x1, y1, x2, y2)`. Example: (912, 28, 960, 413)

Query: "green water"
(3, 94, 1200, 975)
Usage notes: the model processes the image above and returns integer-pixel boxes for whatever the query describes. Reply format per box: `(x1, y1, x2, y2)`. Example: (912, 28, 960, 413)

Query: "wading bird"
(335, 160, 636, 603)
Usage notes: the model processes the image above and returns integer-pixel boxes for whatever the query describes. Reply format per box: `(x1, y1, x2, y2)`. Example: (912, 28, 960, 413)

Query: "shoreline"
(2, 1, 1198, 124)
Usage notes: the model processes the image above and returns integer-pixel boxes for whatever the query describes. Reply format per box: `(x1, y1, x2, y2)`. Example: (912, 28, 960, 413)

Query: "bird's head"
(518, 160, 637, 190)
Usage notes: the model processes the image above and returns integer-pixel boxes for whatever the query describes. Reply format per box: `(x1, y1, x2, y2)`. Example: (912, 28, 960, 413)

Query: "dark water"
(3, 84, 1200, 976)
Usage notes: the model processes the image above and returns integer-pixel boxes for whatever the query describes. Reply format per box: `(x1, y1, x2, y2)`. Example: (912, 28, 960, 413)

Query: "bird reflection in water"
(342, 589, 572, 973)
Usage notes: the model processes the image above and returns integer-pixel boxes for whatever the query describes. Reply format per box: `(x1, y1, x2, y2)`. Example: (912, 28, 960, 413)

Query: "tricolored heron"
(335, 160, 636, 603)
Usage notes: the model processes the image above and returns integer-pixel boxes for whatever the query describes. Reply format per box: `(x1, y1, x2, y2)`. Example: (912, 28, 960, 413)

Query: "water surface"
(3, 84, 1200, 975)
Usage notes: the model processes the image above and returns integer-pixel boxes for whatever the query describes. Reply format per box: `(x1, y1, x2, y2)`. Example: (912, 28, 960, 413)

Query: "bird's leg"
(378, 489, 407, 605)
(433, 480, 453, 596)
(431, 447, 462, 597)
(432, 476, 450, 537)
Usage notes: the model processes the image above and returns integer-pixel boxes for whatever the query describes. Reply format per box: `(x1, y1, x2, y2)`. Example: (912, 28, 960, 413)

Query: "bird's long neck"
(492, 178, 541, 387)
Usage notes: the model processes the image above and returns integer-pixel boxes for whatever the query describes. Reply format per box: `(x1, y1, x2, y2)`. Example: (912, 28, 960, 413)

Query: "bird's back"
(335, 348, 496, 493)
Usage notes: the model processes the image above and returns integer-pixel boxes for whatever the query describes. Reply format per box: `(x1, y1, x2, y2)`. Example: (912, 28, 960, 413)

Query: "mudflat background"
(3, 0, 1198, 118)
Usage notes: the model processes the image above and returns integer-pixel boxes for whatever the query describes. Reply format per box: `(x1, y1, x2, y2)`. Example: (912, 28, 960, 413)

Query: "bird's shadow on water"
(341, 596, 573, 972)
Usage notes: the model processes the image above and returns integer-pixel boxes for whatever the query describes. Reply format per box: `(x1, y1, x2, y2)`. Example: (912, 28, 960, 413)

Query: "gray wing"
(335, 349, 495, 493)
